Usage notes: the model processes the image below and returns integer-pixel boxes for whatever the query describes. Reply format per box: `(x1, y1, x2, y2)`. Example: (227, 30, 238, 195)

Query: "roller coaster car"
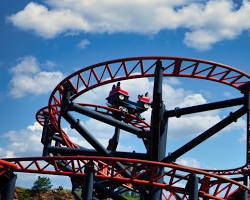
(106, 82, 150, 116)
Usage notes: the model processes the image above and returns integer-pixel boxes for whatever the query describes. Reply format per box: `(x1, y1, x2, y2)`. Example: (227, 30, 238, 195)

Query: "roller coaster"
(0, 56, 249, 199)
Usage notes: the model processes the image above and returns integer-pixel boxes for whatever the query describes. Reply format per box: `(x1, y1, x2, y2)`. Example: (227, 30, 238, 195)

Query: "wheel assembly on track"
(1, 57, 250, 200)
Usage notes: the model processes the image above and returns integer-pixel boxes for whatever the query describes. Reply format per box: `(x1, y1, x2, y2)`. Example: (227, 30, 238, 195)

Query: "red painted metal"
(139, 96, 150, 103)
(36, 104, 248, 176)
(107, 86, 129, 98)
(0, 160, 17, 170)
(48, 57, 249, 134)
(44, 57, 249, 199)
(2, 57, 250, 199)
(37, 104, 151, 131)
(46, 57, 249, 168)
(4, 156, 249, 199)
(248, 111, 250, 168)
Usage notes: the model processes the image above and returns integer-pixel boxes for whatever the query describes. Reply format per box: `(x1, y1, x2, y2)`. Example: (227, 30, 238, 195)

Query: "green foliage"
(121, 191, 140, 200)
(17, 188, 32, 200)
(121, 196, 140, 200)
(18, 190, 32, 200)
(55, 185, 64, 193)
(31, 176, 53, 193)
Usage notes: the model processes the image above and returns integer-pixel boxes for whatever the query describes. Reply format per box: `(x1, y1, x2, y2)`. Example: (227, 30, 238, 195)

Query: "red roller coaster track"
(1, 57, 249, 199)
(3, 156, 250, 200)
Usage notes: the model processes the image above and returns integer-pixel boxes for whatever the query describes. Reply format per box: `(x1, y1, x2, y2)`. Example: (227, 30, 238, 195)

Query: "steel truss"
(1, 57, 250, 199)
(3, 156, 249, 200)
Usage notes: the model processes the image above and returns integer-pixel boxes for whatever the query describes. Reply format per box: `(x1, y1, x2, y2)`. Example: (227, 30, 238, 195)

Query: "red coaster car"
(106, 82, 150, 117)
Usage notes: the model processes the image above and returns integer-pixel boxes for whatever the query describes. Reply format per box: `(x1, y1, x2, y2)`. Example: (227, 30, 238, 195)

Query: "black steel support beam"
(165, 97, 246, 118)
(82, 161, 94, 200)
(52, 135, 66, 145)
(71, 166, 128, 200)
(41, 112, 54, 156)
(242, 190, 248, 200)
(243, 174, 248, 187)
(63, 111, 110, 154)
(0, 171, 17, 200)
(62, 112, 135, 178)
(94, 182, 128, 200)
(70, 103, 149, 139)
(245, 84, 250, 168)
(146, 60, 168, 200)
(107, 127, 120, 151)
(149, 60, 165, 161)
(114, 187, 129, 195)
(48, 146, 148, 159)
(185, 174, 199, 200)
(163, 106, 247, 162)
(61, 83, 149, 197)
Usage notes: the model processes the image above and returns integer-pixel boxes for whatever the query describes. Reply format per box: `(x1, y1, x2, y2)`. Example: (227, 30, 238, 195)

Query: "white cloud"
(27, 122, 43, 131)
(238, 133, 246, 143)
(42, 60, 56, 69)
(176, 157, 200, 168)
(7, 0, 250, 50)
(9, 56, 64, 98)
(224, 91, 233, 98)
(0, 122, 43, 158)
(164, 77, 181, 86)
(168, 114, 221, 139)
(7, 2, 89, 39)
(10, 56, 39, 74)
(177, 94, 206, 107)
(77, 39, 90, 49)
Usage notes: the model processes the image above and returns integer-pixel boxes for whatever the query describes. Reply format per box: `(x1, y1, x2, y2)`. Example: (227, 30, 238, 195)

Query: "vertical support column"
(149, 60, 167, 161)
(145, 60, 168, 200)
(185, 174, 199, 200)
(244, 83, 250, 200)
(246, 85, 250, 168)
(243, 173, 248, 187)
(82, 161, 94, 200)
(41, 112, 53, 156)
(0, 171, 17, 200)
(242, 189, 248, 200)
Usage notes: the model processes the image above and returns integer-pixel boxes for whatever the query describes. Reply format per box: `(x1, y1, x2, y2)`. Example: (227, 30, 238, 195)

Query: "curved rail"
(48, 57, 249, 131)
(36, 104, 248, 176)
(4, 156, 250, 200)
(47, 57, 249, 163)
(33, 57, 249, 199)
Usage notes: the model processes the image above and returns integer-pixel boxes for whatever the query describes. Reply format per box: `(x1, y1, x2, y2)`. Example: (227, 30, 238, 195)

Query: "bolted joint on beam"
(70, 118, 80, 129)
(239, 82, 250, 110)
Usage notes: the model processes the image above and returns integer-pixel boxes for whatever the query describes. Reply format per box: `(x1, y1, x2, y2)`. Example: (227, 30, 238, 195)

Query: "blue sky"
(0, 0, 250, 189)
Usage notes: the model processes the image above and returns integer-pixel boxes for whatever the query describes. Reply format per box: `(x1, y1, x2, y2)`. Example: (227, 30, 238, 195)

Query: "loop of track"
(48, 57, 249, 130)
(2, 57, 248, 199)
(46, 56, 250, 168)
(38, 57, 249, 191)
